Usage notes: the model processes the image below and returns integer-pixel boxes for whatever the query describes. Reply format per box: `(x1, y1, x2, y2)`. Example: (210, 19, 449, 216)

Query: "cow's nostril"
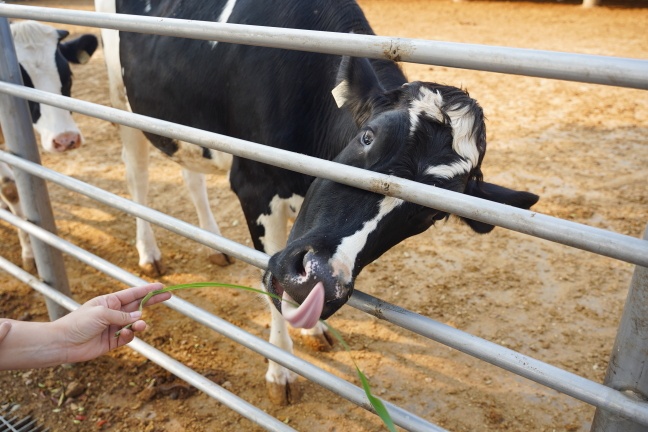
(294, 250, 308, 277)
(53, 132, 81, 151)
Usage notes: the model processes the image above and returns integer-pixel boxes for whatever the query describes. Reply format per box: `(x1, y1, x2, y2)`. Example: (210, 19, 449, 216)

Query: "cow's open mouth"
(281, 283, 325, 329)
(268, 275, 325, 329)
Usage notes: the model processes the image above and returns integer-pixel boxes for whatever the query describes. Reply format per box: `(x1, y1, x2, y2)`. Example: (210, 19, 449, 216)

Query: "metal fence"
(0, 4, 647, 431)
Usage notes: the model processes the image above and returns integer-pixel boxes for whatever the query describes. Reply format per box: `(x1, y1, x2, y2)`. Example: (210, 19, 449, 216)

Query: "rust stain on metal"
(370, 176, 401, 196)
(382, 39, 414, 62)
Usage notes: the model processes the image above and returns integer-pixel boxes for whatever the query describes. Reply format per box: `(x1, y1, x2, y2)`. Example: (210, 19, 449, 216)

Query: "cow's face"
(263, 56, 539, 329)
(11, 21, 97, 153)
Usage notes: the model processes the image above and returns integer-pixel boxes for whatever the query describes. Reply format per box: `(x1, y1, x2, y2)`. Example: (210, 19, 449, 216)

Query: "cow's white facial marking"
(11, 21, 83, 153)
(209, 0, 238, 49)
(257, 194, 304, 255)
(329, 196, 403, 284)
(425, 158, 472, 179)
(446, 104, 479, 168)
(410, 87, 480, 179)
(408, 86, 444, 135)
(144, 0, 152, 13)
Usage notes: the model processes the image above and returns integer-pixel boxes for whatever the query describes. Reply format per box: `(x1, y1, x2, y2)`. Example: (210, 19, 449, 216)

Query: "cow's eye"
(361, 130, 374, 146)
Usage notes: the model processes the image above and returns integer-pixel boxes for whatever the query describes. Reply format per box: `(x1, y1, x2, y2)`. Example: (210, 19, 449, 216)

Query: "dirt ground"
(1, 0, 647, 431)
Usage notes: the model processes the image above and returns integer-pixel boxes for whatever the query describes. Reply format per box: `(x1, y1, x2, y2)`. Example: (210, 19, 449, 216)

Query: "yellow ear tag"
(331, 80, 349, 108)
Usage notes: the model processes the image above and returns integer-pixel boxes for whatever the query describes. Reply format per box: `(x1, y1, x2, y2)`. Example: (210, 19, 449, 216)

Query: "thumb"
(99, 307, 142, 327)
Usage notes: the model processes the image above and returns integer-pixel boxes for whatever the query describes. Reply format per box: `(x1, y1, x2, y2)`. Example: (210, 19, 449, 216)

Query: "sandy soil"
(1, 0, 647, 431)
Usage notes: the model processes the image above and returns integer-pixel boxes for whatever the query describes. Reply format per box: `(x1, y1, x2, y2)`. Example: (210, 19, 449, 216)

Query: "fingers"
(114, 319, 147, 345)
(115, 282, 165, 305)
(141, 290, 173, 307)
(130, 320, 147, 333)
(115, 327, 136, 347)
(85, 283, 165, 310)
(107, 283, 171, 313)
(120, 291, 172, 313)
(100, 307, 142, 327)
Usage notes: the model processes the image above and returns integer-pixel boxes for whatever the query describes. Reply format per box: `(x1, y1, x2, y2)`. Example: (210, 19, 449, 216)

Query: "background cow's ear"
(459, 180, 540, 234)
(59, 34, 99, 65)
(57, 29, 70, 41)
(332, 56, 385, 126)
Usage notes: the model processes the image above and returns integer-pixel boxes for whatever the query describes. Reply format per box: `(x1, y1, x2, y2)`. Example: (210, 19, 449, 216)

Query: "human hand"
(53, 283, 172, 364)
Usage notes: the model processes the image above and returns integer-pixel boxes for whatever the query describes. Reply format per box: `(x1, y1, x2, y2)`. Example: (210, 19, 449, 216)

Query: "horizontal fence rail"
(0, 4, 647, 89)
(1, 159, 647, 426)
(0, 255, 297, 432)
(1, 4, 647, 431)
(0, 82, 646, 269)
(0, 208, 444, 432)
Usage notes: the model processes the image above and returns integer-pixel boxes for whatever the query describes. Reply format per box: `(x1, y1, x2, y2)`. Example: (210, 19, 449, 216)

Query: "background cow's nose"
(52, 132, 81, 152)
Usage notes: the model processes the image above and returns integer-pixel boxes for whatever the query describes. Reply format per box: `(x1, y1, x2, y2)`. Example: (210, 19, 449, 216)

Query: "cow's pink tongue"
(281, 282, 325, 329)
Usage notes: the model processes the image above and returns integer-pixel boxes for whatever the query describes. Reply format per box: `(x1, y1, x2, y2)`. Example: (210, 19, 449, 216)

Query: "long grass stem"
(118, 282, 395, 431)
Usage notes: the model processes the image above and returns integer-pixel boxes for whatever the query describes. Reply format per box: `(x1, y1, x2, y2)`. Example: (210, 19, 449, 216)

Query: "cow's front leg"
(181, 169, 233, 266)
(265, 294, 301, 405)
(240, 192, 301, 404)
(121, 126, 166, 276)
(0, 166, 35, 272)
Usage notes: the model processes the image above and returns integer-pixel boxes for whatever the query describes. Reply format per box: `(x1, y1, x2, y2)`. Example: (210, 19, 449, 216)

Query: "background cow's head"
(263, 56, 539, 329)
(10, 21, 97, 153)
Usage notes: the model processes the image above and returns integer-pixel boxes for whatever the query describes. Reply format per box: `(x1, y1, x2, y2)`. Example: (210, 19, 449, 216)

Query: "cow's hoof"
(209, 252, 235, 267)
(266, 380, 301, 406)
(300, 330, 335, 352)
(22, 257, 36, 273)
(140, 259, 167, 277)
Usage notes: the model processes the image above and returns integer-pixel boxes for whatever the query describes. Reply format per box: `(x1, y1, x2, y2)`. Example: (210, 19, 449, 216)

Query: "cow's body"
(96, 0, 539, 403)
(0, 21, 97, 271)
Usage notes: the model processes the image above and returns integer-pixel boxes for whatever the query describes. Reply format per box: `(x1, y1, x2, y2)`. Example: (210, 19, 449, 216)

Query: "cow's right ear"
(332, 56, 385, 126)
(59, 34, 99, 65)
(459, 180, 540, 234)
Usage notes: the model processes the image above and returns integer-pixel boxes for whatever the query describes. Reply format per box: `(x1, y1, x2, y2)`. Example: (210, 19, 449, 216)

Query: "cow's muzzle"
(264, 248, 353, 328)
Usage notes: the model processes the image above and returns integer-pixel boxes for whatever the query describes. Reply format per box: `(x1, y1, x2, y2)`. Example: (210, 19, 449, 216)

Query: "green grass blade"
(119, 281, 396, 430)
(357, 366, 397, 432)
(323, 321, 396, 432)
(137, 282, 282, 312)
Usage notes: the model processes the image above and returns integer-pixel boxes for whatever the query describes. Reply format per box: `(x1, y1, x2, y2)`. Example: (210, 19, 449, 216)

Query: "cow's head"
(263, 56, 539, 328)
(11, 21, 97, 153)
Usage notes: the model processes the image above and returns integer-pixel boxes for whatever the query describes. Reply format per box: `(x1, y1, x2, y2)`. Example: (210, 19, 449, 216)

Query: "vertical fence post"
(590, 224, 648, 431)
(0, 16, 72, 320)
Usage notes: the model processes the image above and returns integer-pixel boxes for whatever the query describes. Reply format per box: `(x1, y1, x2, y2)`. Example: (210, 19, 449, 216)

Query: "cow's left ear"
(59, 34, 99, 65)
(332, 56, 385, 126)
(459, 180, 540, 234)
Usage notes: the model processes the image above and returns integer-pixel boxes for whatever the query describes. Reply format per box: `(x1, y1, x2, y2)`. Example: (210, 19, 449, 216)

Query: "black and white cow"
(0, 21, 97, 271)
(96, 0, 538, 404)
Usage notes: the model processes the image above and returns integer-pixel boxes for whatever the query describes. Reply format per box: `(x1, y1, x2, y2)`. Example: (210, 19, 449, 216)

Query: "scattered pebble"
(65, 381, 86, 399)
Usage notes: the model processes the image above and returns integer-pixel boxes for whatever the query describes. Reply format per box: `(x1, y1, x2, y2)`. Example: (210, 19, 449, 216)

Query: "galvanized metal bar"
(0, 209, 444, 432)
(0, 4, 646, 89)
(0, 17, 71, 320)
(3, 205, 648, 425)
(591, 225, 648, 431)
(0, 84, 646, 268)
(0, 255, 297, 432)
(348, 291, 648, 427)
(0, 149, 269, 269)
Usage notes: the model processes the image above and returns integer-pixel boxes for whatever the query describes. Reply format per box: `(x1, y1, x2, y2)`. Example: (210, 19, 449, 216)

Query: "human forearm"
(0, 319, 69, 370)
